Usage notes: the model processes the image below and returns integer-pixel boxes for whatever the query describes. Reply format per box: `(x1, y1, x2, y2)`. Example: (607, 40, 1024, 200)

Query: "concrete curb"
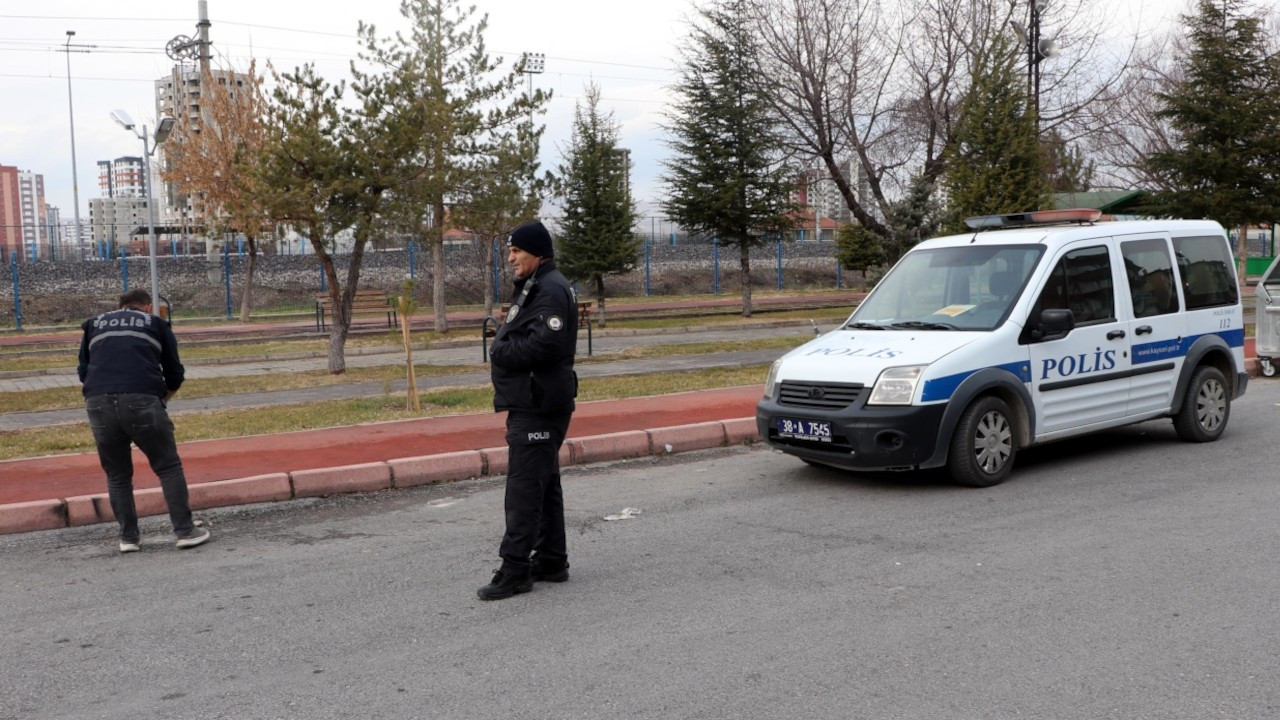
(0, 418, 763, 536)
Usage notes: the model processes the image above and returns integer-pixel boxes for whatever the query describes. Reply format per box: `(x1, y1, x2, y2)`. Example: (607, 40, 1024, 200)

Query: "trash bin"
(1256, 256, 1280, 377)
(158, 295, 172, 323)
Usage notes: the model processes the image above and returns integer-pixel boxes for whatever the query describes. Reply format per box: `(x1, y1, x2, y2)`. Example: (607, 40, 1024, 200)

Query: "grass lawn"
(0, 365, 767, 461)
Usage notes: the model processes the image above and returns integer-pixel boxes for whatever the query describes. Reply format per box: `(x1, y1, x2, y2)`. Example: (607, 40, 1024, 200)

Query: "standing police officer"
(479, 220, 578, 601)
(78, 289, 210, 553)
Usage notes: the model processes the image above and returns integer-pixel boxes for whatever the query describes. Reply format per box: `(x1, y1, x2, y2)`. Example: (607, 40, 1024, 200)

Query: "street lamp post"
(64, 31, 84, 260)
(111, 110, 174, 316)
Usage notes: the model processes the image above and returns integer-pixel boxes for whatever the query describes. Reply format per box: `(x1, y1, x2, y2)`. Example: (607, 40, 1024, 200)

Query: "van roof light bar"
(965, 208, 1103, 230)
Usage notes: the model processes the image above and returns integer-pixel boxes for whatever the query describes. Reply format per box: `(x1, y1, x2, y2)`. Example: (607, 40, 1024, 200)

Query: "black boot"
(531, 559, 570, 583)
(476, 569, 533, 601)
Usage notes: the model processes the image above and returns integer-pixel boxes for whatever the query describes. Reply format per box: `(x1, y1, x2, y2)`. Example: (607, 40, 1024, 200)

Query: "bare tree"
(1086, 34, 1186, 190)
(744, 0, 1140, 234)
(162, 60, 274, 321)
(745, 0, 900, 236)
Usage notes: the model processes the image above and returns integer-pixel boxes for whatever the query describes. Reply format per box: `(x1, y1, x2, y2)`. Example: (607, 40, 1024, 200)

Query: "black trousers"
(85, 393, 194, 541)
(499, 411, 572, 573)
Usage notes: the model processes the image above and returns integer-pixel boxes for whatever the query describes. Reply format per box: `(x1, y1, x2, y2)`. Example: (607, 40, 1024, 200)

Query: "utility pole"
(64, 31, 86, 260)
(1011, 1, 1058, 133)
(197, 0, 211, 74)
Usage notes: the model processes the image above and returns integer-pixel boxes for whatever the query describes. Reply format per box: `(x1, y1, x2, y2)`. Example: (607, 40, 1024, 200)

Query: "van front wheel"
(1173, 366, 1229, 442)
(948, 396, 1016, 488)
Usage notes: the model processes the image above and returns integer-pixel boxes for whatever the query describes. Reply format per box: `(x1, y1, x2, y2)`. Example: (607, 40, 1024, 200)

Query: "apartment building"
(154, 66, 247, 231)
(97, 156, 148, 198)
(0, 166, 49, 262)
(88, 197, 148, 258)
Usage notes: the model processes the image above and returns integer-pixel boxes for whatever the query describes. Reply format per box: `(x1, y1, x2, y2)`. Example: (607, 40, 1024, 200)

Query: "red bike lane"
(0, 386, 764, 505)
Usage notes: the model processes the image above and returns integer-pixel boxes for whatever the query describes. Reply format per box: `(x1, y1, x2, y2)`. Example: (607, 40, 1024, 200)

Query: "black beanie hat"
(507, 220, 554, 259)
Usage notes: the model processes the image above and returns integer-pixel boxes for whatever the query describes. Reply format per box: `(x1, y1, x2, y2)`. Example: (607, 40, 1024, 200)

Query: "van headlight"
(868, 366, 926, 405)
(763, 359, 783, 399)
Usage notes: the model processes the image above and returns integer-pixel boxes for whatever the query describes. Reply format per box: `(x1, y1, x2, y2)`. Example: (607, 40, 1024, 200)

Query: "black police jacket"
(78, 308, 185, 399)
(490, 260, 578, 414)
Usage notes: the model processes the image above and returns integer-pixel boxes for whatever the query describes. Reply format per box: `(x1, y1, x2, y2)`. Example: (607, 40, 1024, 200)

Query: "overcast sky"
(3, 0, 1178, 225)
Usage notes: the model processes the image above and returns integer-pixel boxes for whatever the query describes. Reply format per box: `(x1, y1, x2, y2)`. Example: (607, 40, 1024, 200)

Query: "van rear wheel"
(1173, 365, 1229, 442)
(948, 396, 1016, 488)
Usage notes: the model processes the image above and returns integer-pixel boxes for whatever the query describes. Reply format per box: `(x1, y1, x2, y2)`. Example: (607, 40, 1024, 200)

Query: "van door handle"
(1135, 325, 1153, 335)
(1106, 330, 1126, 340)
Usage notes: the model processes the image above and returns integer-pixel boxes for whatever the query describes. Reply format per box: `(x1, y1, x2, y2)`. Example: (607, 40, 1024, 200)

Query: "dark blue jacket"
(490, 260, 578, 414)
(78, 308, 185, 399)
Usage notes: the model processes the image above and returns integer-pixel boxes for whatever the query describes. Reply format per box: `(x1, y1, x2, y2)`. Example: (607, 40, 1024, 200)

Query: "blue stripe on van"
(1132, 329, 1244, 365)
(918, 329, 1240, 403)
(920, 361, 1031, 403)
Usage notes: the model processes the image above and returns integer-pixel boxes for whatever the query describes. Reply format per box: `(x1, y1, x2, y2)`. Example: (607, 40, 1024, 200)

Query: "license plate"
(776, 417, 833, 442)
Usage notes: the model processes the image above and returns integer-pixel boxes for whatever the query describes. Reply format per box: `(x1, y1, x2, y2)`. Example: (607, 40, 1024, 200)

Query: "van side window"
(1033, 246, 1115, 325)
(1122, 239, 1179, 318)
(1172, 235, 1239, 309)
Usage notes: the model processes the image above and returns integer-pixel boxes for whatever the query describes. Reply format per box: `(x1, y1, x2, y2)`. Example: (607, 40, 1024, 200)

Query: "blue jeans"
(85, 393, 193, 541)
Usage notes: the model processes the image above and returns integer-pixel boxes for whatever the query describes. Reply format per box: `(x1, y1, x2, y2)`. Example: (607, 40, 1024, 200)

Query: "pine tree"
(555, 84, 640, 328)
(1042, 129, 1095, 193)
(944, 31, 1049, 233)
(833, 223, 886, 291)
(884, 173, 945, 262)
(255, 64, 356, 373)
(1139, 0, 1280, 278)
(661, 0, 798, 317)
(360, 0, 548, 333)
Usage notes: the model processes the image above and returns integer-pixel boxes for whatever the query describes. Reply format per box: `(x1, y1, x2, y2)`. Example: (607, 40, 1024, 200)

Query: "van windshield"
(848, 244, 1044, 331)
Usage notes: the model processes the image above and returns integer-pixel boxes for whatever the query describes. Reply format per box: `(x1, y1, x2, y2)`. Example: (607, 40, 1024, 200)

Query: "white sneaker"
(119, 539, 141, 553)
(175, 527, 211, 549)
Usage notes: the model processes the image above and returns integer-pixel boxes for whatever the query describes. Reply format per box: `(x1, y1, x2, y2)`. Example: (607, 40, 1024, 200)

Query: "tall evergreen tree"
(833, 223, 886, 291)
(662, 0, 798, 317)
(884, 173, 945, 262)
(256, 64, 367, 373)
(359, 0, 548, 333)
(452, 126, 550, 319)
(944, 31, 1049, 233)
(1042, 129, 1095, 193)
(555, 84, 640, 328)
(1139, 0, 1280, 278)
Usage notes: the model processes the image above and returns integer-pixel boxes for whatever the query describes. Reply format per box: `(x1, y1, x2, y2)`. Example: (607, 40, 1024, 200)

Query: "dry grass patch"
(0, 362, 481, 414)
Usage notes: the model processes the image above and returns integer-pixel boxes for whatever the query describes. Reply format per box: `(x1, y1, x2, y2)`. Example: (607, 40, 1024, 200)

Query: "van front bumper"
(756, 398, 948, 471)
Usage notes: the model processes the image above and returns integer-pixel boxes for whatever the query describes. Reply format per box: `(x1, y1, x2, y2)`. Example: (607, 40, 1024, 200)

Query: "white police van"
(757, 209, 1249, 486)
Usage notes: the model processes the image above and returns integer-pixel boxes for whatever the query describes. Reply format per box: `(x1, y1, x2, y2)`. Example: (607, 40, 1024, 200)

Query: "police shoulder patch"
(547, 315, 563, 331)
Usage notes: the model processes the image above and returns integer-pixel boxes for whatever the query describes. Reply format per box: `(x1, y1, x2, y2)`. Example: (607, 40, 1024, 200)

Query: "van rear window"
(1172, 235, 1239, 309)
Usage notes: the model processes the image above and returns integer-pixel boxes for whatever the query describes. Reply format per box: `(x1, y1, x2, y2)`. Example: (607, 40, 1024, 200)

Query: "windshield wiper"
(844, 321, 887, 330)
(890, 320, 958, 330)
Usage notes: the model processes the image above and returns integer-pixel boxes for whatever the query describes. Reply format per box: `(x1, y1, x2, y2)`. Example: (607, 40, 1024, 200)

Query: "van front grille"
(777, 381, 863, 410)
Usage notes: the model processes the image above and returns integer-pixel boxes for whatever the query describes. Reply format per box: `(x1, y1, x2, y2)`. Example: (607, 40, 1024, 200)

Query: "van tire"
(948, 396, 1016, 487)
(1173, 365, 1229, 442)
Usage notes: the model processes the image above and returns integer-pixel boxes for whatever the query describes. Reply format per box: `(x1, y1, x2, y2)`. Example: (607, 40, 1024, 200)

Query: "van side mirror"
(1037, 308, 1075, 342)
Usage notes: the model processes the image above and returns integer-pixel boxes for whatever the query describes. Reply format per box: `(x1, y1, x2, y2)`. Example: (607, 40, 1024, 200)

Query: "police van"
(756, 210, 1249, 487)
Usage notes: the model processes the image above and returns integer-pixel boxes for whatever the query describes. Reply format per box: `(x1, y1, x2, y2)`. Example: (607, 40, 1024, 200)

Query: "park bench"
(483, 300, 594, 361)
(315, 288, 398, 332)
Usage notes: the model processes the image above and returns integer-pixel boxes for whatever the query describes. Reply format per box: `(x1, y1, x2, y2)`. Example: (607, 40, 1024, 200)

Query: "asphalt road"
(3, 380, 1278, 720)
